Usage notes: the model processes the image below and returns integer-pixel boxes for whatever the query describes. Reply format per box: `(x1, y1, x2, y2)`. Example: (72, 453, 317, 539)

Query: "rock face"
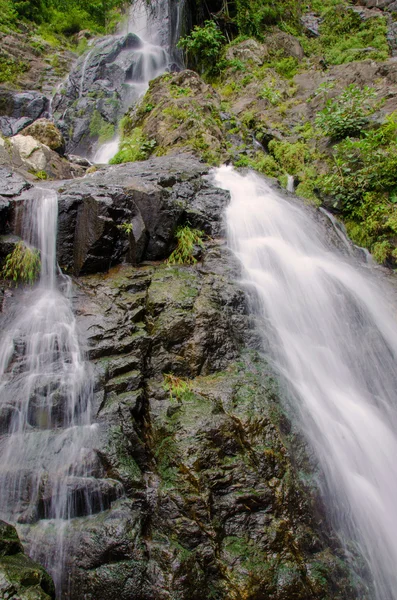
(0, 155, 362, 599)
(20, 119, 65, 154)
(0, 520, 55, 599)
(120, 70, 238, 165)
(52, 33, 169, 155)
(0, 88, 49, 138)
(57, 154, 228, 275)
(0, 135, 80, 180)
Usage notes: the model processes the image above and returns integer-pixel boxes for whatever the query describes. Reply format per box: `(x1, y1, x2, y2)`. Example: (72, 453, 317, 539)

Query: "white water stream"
(215, 165, 397, 600)
(93, 0, 170, 164)
(0, 188, 120, 596)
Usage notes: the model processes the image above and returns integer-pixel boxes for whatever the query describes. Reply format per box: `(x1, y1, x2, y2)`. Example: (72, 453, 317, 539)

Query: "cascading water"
(215, 165, 397, 600)
(0, 188, 122, 596)
(93, 0, 171, 163)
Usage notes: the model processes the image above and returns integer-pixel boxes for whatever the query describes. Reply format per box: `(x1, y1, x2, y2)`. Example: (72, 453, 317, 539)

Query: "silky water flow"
(0, 188, 121, 596)
(215, 165, 397, 600)
(93, 0, 170, 163)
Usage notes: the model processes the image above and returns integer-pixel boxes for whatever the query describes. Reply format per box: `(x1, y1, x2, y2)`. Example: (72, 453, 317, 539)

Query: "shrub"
(319, 113, 397, 212)
(89, 110, 115, 143)
(320, 6, 389, 65)
(163, 373, 192, 402)
(2, 241, 41, 285)
(110, 127, 156, 164)
(0, 55, 28, 84)
(167, 226, 205, 265)
(318, 113, 397, 263)
(315, 84, 377, 140)
(177, 20, 226, 75)
(234, 0, 299, 38)
(268, 140, 309, 175)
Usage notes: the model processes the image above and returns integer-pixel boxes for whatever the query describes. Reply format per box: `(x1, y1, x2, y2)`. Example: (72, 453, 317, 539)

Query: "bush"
(167, 226, 205, 265)
(109, 127, 156, 164)
(2, 241, 41, 285)
(0, 55, 28, 83)
(319, 5, 389, 65)
(315, 84, 377, 140)
(234, 0, 299, 38)
(319, 113, 397, 212)
(0, 0, 17, 31)
(177, 20, 226, 75)
(318, 113, 397, 263)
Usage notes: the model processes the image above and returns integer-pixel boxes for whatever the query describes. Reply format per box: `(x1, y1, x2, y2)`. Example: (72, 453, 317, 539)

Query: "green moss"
(89, 110, 115, 143)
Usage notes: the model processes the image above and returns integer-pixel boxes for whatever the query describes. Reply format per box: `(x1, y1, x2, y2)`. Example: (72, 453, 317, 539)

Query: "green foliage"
(89, 110, 115, 143)
(110, 127, 156, 164)
(163, 373, 192, 402)
(273, 56, 299, 79)
(2, 241, 41, 285)
(167, 226, 205, 265)
(315, 85, 377, 140)
(30, 170, 48, 180)
(319, 6, 389, 65)
(0, 0, 126, 36)
(118, 222, 133, 235)
(0, 55, 28, 83)
(320, 113, 397, 211)
(318, 113, 397, 263)
(259, 82, 282, 105)
(268, 139, 309, 175)
(0, 0, 17, 31)
(234, 0, 299, 38)
(177, 20, 226, 75)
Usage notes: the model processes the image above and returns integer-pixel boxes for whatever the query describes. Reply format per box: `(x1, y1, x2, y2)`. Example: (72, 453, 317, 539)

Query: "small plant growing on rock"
(163, 373, 192, 402)
(2, 241, 41, 285)
(166, 225, 205, 265)
(118, 222, 133, 235)
(315, 84, 377, 140)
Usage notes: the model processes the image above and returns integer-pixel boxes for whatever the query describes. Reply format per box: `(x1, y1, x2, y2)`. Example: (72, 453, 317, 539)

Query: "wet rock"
(56, 154, 227, 275)
(0, 167, 31, 233)
(20, 119, 65, 154)
(52, 33, 170, 155)
(0, 520, 55, 599)
(0, 88, 49, 137)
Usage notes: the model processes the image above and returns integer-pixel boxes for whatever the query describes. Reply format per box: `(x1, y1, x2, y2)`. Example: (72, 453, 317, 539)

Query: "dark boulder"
(57, 154, 229, 275)
(0, 88, 49, 137)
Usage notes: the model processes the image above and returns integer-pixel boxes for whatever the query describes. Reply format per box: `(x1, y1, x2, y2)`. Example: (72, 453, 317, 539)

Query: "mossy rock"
(20, 119, 65, 154)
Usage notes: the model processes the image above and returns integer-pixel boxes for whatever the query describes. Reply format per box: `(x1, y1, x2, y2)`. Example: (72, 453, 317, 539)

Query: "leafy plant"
(110, 127, 156, 164)
(167, 225, 205, 265)
(315, 85, 377, 140)
(259, 83, 282, 105)
(2, 241, 41, 285)
(163, 373, 192, 402)
(118, 222, 133, 235)
(317, 113, 397, 263)
(177, 20, 226, 75)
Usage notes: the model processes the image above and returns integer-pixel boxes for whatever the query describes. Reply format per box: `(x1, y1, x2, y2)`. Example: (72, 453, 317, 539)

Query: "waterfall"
(93, 0, 171, 164)
(0, 187, 122, 596)
(215, 165, 397, 600)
